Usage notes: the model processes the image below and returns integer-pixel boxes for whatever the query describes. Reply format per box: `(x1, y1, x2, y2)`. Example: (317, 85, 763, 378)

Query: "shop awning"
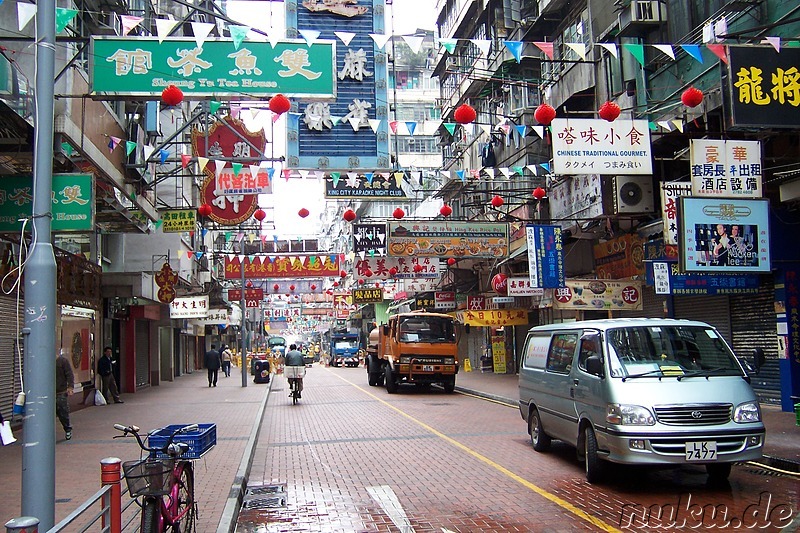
(497, 244, 528, 267)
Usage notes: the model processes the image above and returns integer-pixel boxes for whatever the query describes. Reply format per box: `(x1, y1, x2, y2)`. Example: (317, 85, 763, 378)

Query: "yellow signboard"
(491, 335, 507, 373)
(161, 209, 196, 233)
(456, 309, 529, 327)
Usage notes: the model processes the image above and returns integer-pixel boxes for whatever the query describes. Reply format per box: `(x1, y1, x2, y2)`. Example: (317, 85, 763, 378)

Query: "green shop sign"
(90, 37, 336, 99)
(0, 174, 94, 232)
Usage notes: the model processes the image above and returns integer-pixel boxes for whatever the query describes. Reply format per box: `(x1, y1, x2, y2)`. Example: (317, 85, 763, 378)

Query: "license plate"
(422, 365, 434, 372)
(685, 441, 717, 461)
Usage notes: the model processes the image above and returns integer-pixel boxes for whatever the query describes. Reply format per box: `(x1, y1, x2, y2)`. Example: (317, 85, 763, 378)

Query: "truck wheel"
(529, 408, 551, 452)
(442, 376, 456, 393)
(367, 363, 380, 387)
(584, 426, 605, 484)
(385, 366, 398, 394)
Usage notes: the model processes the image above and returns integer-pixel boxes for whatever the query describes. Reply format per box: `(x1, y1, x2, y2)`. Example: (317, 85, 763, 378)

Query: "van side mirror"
(586, 355, 604, 377)
(752, 348, 765, 374)
(383, 324, 389, 336)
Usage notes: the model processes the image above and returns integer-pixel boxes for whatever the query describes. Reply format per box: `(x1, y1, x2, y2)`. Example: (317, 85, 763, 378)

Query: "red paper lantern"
(453, 103, 477, 124)
(333, 281, 339, 287)
(197, 204, 212, 217)
(532, 187, 546, 200)
(161, 84, 183, 106)
(447, 258, 457, 266)
(413, 264, 423, 273)
(393, 207, 405, 219)
(388, 267, 398, 276)
(598, 101, 621, 122)
(491, 273, 508, 295)
(298, 207, 310, 218)
(253, 208, 266, 221)
(289, 285, 295, 291)
(491, 195, 504, 208)
(340, 270, 347, 278)
(273, 284, 279, 291)
(439, 204, 453, 217)
(343, 208, 357, 222)
(681, 87, 704, 108)
(375, 283, 381, 288)
(268, 93, 291, 115)
(310, 284, 316, 290)
(364, 269, 373, 277)
(533, 103, 556, 125)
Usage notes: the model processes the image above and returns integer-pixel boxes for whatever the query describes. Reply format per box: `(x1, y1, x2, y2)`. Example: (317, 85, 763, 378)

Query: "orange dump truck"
(366, 311, 461, 393)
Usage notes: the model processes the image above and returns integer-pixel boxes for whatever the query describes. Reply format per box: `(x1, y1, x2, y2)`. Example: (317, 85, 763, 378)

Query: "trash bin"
(254, 360, 270, 384)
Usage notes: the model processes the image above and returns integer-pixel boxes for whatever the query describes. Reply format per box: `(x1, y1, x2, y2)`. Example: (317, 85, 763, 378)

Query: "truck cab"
(330, 331, 361, 367)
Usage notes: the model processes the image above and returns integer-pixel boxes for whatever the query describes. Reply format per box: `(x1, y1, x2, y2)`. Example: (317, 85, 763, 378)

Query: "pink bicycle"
(115, 423, 215, 532)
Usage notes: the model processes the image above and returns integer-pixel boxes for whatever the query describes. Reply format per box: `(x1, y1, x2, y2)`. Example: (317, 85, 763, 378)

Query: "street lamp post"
(240, 252, 248, 388)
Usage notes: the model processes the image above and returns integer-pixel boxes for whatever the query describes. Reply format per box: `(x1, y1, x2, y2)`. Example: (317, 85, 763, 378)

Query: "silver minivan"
(518, 318, 765, 483)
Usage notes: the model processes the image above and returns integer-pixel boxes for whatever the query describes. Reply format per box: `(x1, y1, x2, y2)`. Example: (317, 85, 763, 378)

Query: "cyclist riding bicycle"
(285, 343, 305, 398)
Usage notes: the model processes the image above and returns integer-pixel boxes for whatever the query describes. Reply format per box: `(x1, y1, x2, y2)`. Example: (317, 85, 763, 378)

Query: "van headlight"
(734, 401, 761, 423)
(607, 404, 655, 425)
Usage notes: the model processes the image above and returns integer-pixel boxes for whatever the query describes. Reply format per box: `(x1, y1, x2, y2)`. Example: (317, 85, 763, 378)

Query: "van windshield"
(605, 326, 744, 378)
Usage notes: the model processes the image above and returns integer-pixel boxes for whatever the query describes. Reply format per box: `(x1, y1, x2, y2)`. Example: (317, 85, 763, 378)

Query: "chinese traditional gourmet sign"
(551, 119, 652, 175)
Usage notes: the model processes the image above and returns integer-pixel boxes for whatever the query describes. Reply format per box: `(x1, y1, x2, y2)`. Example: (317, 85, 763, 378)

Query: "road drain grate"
(245, 483, 286, 496)
(744, 467, 787, 478)
(241, 496, 287, 509)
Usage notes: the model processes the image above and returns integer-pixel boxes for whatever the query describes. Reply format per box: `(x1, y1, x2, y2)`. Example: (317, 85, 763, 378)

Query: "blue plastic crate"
(147, 424, 216, 459)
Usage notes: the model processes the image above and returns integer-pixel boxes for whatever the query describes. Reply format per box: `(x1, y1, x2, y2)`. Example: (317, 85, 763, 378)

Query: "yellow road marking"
(331, 370, 620, 532)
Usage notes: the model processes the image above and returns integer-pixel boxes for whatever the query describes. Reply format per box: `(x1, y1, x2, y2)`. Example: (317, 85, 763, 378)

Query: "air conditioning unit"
(605, 176, 654, 214)
(618, 0, 667, 36)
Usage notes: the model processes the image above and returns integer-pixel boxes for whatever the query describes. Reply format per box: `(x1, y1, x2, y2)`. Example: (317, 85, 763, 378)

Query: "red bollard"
(101, 457, 122, 533)
(4, 517, 38, 533)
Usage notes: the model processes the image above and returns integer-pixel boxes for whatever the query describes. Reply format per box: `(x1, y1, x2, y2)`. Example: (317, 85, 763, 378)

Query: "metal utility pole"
(22, 0, 58, 528)
(240, 254, 248, 388)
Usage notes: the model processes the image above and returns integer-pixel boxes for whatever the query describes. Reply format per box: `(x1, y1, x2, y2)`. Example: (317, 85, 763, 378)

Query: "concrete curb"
(216, 377, 273, 533)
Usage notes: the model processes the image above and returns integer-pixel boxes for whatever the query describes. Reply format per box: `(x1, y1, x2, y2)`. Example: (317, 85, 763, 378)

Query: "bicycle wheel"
(169, 462, 195, 532)
(141, 498, 160, 533)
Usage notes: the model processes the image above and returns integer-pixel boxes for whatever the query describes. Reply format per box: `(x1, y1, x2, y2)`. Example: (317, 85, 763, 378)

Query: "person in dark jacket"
(98, 346, 124, 403)
(56, 351, 74, 440)
(205, 344, 222, 387)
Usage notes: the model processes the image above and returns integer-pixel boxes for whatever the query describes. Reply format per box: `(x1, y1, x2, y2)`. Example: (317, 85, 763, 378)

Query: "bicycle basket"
(284, 366, 306, 379)
(122, 458, 174, 497)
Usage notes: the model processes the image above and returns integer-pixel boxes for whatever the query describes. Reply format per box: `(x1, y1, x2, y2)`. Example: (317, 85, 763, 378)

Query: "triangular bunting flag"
(109, 136, 121, 153)
(443, 123, 456, 136)
(159, 148, 169, 165)
(539, 162, 551, 173)
(191, 21, 214, 48)
(55, 8, 78, 33)
(440, 170, 451, 180)
(348, 117, 362, 131)
(511, 166, 524, 176)
(283, 169, 291, 181)
(401, 35, 425, 54)
(658, 120, 673, 131)
(155, 18, 180, 43)
(706, 43, 728, 64)
(680, 44, 704, 63)
(118, 15, 143, 36)
(526, 164, 539, 176)
(17, 3, 36, 31)
(214, 160, 226, 182)
(232, 162, 243, 177)
(648, 122, 658, 131)
(534, 42, 554, 60)
(671, 119, 684, 132)
(405, 122, 417, 136)
(347, 172, 360, 188)
(623, 43, 645, 66)
(652, 44, 675, 60)
(498, 168, 511, 178)
(331, 172, 341, 188)
(249, 164, 261, 183)
(438, 38, 457, 54)
(143, 144, 155, 163)
(125, 141, 137, 156)
(209, 100, 222, 114)
(334, 31, 356, 46)
(456, 170, 466, 183)
(266, 28, 282, 49)
(369, 33, 391, 50)
(388, 120, 399, 134)
(761, 36, 781, 53)
(479, 124, 493, 138)
(299, 29, 320, 46)
(61, 142, 74, 156)
(330, 115, 342, 127)
(515, 124, 528, 138)
(393, 172, 404, 188)
(472, 39, 492, 56)
(368, 119, 381, 133)
(565, 42, 587, 60)
(229, 25, 250, 49)
(197, 156, 209, 171)
(484, 168, 495, 179)
(503, 40, 524, 63)
(531, 125, 545, 140)
(598, 43, 618, 58)
(365, 172, 374, 185)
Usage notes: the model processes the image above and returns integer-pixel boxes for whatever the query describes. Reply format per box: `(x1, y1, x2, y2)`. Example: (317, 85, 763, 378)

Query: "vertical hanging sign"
(526, 225, 565, 289)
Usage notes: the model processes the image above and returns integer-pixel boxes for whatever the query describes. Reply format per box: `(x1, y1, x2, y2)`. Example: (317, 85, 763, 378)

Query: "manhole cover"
(245, 483, 286, 496)
(241, 496, 287, 510)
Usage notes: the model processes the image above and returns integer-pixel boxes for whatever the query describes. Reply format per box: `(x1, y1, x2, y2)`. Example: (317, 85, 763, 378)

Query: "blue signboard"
(526, 225, 565, 289)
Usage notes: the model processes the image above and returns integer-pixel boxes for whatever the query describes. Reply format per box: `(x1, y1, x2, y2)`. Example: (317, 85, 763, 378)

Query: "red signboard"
(228, 288, 264, 308)
(224, 255, 340, 280)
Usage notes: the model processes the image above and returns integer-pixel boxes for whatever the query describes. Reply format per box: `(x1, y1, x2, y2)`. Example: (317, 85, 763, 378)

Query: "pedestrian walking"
(55, 350, 74, 440)
(98, 346, 124, 403)
(205, 344, 222, 387)
(221, 344, 233, 377)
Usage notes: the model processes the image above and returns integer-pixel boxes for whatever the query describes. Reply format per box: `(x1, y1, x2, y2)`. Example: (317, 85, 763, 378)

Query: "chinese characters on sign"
(689, 140, 762, 197)
(160, 209, 196, 233)
(592, 234, 645, 280)
(526, 225, 565, 289)
(434, 291, 456, 310)
(227, 288, 264, 308)
(352, 288, 383, 304)
(387, 221, 508, 259)
(551, 119, 653, 175)
(264, 307, 302, 320)
(679, 197, 771, 273)
(660, 182, 692, 245)
(353, 223, 387, 254)
(0, 174, 94, 233)
(653, 262, 671, 295)
(354, 256, 441, 279)
(552, 280, 642, 311)
(324, 174, 408, 199)
(456, 309, 530, 327)
(169, 296, 209, 318)
(547, 174, 603, 225)
(190, 308, 230, 326)
(333, 293, 355, 319)
(224, 255, 340, 279)
(506, 277, 545, 297)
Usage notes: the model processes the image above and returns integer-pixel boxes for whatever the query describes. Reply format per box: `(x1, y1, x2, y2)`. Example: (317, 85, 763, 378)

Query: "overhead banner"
(551, 119, 653, 175)
(0, 174, 94, 233)
(526, 225, 565, 288)
(224, 255, 340, 279)
(227, 288, 264, 308)
(90, 37, 336, 98)
(661, 182, 692, 245)
(324, 174, 407, 199)
(354, 257, 442, 279)
(689, 140, 762, 197)
(456, 309, 530, 327)
(169, 296, 209, 318)
(160, 209, 196, 233)
(387, 221, 508, 259)
(353, 223, 387, 254)
(725, 45, 800, 128)
(679, 197, 771, 273)
(553, 280, 642, 311)
(264, 307, 302, 320)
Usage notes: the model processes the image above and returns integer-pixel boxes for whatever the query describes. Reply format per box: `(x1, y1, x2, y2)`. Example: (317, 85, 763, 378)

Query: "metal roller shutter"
(673, 295, 732, 344)
(624, 285, 667, 318)
(730, 277, 780, 404)
(0, 296, 23, 419)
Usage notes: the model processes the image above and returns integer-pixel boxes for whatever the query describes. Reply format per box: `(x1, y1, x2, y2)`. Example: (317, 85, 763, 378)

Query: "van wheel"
(385, 367, 398, 394)
(529, 408, 551, 452)
(442, 377, 456, 393)
(584, 427, 605, 484)
(706, 463, 732, 481)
